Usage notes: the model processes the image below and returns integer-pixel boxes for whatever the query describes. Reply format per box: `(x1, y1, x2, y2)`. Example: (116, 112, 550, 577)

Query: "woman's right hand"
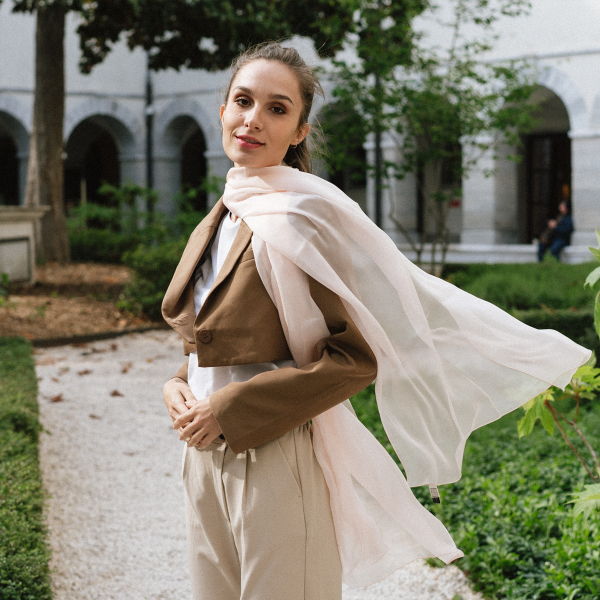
(162, 377, 198, 425)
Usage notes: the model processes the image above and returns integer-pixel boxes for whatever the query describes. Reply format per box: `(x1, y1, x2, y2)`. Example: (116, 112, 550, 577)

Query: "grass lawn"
(0, 337, 52, 600)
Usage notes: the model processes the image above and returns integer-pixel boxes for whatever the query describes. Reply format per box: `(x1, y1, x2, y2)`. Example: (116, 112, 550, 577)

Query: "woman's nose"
(244, 106, 262, 129)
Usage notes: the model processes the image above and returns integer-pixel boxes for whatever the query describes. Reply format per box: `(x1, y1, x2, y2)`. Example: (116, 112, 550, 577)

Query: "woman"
(538, 200, 574, 262)
(162, 44, 589, 600)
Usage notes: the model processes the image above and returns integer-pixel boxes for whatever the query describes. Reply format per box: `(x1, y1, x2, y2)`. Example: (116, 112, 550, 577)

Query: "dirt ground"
(0, 263, 159, 342)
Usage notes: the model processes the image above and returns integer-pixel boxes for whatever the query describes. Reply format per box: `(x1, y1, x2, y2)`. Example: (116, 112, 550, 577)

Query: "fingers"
(163, 379, 197, 423)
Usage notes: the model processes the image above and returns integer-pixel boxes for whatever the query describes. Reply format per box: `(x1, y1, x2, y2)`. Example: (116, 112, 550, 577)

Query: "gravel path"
(36, 330, 483, 600)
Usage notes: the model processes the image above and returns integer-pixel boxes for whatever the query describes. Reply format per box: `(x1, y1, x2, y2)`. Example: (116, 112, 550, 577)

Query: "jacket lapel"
(205, 219, 253, 300)
(162, 198, 228, 341)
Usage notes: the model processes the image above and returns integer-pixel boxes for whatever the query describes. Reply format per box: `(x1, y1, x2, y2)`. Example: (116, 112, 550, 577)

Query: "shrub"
(120, 237, 188, 320)
(0, 337, 52, 600)
(67, 183, 208, 264)
(444, 261, 596, 311)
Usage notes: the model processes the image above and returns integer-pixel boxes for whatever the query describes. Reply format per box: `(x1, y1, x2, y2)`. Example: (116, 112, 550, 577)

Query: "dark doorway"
(64, 124, 120, 209)
(525, 133, 571, 242)
(0, 136, 19, 205)
(181, 128, 207, 213)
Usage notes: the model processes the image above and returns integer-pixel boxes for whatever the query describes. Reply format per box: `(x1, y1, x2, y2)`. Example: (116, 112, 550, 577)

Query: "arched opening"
(181, 127, 207, 212)
(64, 117, 122, 209)
(0, 134, 19, 205)
(161, 115, 208, 213)
(0, 111, 28, 205)
(519, 87, 571, 243)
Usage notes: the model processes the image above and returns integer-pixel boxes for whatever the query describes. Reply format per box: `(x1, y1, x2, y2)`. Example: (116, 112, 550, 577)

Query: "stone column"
(365, 132, 417, 245)
(461, 136, 497, 244)
(493, 143, 519, 244)
(570, 133, 600, 246)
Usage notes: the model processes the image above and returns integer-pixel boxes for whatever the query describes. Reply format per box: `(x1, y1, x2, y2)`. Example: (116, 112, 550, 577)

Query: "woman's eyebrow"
(233, 86, 294, 105)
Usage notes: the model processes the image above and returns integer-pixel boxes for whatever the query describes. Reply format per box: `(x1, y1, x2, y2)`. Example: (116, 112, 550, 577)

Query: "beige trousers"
(182, 423, 342, 600)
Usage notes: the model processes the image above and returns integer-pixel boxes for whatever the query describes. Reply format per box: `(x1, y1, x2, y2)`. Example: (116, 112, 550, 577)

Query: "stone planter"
(0, 206, 50, 285)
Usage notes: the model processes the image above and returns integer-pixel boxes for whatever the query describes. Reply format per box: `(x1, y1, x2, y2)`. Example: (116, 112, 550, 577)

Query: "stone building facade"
(1, 0, 599, 262)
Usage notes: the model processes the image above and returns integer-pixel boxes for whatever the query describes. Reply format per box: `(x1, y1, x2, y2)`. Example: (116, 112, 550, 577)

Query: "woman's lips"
(236, 136, 264, 149)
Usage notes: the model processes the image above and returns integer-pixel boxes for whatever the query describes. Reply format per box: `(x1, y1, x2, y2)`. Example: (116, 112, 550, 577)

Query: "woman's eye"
(234, 97, 250, 106)
(271, 106, 286, 115)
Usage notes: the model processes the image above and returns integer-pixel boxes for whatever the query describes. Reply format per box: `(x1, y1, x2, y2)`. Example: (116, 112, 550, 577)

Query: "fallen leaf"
(110, 343, 118, 351)
(78, 369, 92, 376)
(123, 451, 136, 456)
(59, 367, 69, 375)
(121, 362, 132, 374)
(72, 342, 88, 348)
(22, 332, 35, 340)
(89, 413, 102, 420)
(110, 389, 124, 397)
(50, 393, 63, 403)
(51, 377, 59, 383)
(37, 377, 43, 381)
(118, 318, 128, 328)
(146, 358, 153, 363)
(36, 357, 56, 366)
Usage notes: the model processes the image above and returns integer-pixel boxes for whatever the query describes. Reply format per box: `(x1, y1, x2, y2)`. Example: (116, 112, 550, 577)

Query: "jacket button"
(199, 329, 212, 344)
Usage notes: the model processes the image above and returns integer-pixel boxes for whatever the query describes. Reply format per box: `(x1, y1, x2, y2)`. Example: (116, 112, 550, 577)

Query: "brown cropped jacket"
(162, 199, 377, 453)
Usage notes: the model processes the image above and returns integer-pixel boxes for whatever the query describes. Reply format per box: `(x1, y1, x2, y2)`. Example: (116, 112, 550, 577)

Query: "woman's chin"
(231, 158, 284, 170)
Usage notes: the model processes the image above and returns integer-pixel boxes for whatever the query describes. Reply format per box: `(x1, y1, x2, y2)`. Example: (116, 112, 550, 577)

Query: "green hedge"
(445, 261, 596, 311)
(0, 338, 52, 600)
(120, 237, 188, 321)
(351, 385, 600, 600)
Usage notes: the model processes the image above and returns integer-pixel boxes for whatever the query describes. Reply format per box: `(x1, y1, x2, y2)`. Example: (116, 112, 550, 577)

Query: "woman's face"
(220, 59, 310, 169)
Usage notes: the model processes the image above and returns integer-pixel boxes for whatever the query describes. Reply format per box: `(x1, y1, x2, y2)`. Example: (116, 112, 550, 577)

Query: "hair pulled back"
(224, 42, 323, 173)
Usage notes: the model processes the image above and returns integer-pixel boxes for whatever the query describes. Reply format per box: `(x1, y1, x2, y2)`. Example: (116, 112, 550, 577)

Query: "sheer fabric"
(223, 165, 590, 587)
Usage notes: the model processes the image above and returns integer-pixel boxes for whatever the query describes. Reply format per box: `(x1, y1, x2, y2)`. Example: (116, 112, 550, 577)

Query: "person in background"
(538, 200, 574, 262)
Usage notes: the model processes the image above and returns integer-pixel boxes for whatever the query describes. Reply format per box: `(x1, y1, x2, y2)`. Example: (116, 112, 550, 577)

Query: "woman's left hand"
(173, 396, 223, 449)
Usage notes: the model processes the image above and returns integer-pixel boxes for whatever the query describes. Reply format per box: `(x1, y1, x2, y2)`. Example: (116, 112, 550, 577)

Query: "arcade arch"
(159, 115, 208, 213)
(0, 110, 29, 205)
(63, 115, 135, 207)
(518, 86, 571, 243)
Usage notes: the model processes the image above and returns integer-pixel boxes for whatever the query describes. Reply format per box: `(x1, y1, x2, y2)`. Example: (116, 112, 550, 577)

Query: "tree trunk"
(25, 4, 69, 263)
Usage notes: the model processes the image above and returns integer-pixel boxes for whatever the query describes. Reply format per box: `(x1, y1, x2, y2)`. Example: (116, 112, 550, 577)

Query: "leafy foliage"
(67, 182, 208, 264)
(73, 0, 354, 73)
(326, 0, 538, 268)
(445, 261, 597, 311)
(351, 385, 600, 599)
(0, 337, 52, 600)
(119, 237, 188, 320)
(568, 484, 600, 519)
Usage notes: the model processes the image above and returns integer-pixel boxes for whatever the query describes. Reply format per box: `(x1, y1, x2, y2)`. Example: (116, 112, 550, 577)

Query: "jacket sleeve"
(209, 276, 378, 453)
(172, 360, 189, 382)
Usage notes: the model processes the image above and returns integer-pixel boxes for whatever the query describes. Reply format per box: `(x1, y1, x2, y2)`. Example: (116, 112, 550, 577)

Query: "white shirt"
(187, 213, 296, 402)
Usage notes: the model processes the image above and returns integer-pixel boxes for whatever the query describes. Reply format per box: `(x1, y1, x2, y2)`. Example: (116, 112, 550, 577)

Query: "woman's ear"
(292, 123, 310, 146)
(219, 105, 225, 122)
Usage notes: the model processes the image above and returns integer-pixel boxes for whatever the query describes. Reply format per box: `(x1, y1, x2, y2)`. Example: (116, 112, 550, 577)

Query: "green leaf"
(584, 266, 600, 289)
(588, 246, 600, 262)
(517, 392, 554, 437)
(596, 228, 600, 248)
(567, 484, 600, 518)
(594, 291, 600, 341)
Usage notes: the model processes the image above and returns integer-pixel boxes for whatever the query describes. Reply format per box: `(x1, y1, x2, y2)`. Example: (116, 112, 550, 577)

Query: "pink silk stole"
(223, 165, 590, 587)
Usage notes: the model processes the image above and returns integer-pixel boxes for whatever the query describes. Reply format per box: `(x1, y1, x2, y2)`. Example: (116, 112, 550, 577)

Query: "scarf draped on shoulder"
(223, 165, 590, 588)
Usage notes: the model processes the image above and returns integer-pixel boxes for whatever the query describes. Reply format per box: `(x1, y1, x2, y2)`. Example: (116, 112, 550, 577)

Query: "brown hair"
(223, 42, 324, 173)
